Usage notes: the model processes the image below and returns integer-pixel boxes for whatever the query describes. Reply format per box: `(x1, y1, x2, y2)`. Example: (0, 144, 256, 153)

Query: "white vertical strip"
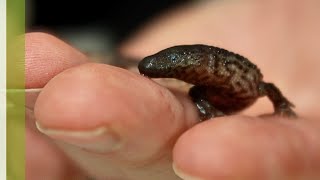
(0, 0, 6, 179)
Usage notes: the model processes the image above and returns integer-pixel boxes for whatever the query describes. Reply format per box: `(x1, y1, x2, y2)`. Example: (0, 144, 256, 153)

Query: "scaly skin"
(138, 44, 297, 120)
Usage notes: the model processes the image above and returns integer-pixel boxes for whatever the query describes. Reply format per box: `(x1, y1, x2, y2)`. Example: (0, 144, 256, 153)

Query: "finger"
(26, 32, 88, 89)
(25, 32, 89, 179)
(34, 63, 199, 179)
(173, 116, 320, 180)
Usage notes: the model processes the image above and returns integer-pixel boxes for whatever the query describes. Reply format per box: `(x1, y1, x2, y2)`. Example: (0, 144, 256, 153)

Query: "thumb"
(173, 116, 320, 180)
(34, 63, 198, 180)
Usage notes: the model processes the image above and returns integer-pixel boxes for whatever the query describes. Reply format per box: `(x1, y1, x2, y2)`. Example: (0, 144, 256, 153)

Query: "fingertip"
(26, 32, 88, 88)
(172, 116, 314, 180)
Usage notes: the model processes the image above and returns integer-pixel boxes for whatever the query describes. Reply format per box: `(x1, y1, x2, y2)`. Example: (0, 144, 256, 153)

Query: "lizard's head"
(138, 45, 204, 78)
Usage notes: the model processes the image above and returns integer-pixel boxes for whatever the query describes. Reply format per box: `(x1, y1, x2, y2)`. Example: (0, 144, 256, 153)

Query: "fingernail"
(172, 163, 205, 180)
(36, 121, 122, 153)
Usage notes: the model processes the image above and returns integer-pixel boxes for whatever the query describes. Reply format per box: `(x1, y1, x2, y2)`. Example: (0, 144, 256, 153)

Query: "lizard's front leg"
(189, 86, 225, 121)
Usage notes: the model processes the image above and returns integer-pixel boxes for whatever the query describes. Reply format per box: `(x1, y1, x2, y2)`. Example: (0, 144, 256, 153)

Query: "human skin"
(26, 0, 320, 179)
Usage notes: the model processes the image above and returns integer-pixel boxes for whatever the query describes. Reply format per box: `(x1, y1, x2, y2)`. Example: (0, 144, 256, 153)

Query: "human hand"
(27, 0, 320, 180)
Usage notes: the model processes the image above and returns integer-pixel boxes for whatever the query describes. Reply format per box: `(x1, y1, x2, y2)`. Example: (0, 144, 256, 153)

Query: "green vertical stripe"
(7, 0, 25, 179)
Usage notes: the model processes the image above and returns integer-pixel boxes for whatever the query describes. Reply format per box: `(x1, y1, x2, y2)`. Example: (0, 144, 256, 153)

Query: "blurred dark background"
(27, 0, 192, 57)
(29, 0, 190, 42)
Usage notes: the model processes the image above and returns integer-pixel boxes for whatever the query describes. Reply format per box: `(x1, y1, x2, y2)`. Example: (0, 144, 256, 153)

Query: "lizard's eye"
(169, 54, 178, 62)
